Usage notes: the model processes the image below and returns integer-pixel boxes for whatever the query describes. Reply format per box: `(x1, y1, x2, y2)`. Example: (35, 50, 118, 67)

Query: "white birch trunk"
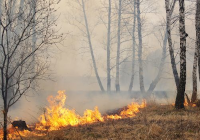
(148, 1, 176, 94)
(192, 0, 200, 102)
(107, 0, 111, 92)
(115, 0, 122, 92)
(81, 0, 105, 92)
(175, 0, 187, 109)
(136, 0, 145, 93)
(165, 0, 179, 90)
(129, 0, 136, 92)
(196, 0, 200, 81)
(192, 43, 198, 103)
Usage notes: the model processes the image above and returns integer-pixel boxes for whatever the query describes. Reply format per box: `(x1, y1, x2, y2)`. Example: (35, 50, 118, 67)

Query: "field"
(22, 103, 200, 140)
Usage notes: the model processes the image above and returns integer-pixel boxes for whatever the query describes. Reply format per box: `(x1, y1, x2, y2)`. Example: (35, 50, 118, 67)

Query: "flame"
(0, 127, 45, 139)
(120, 100, 146, 117)
(36, 91, 145, 130)
(171, 99, 196, 107)
(36, 91, 105, 131)
(0, 90, 145, 138)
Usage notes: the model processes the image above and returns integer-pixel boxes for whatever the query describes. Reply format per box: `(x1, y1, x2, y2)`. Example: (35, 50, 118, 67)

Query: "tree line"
(67, 0, 200, 109)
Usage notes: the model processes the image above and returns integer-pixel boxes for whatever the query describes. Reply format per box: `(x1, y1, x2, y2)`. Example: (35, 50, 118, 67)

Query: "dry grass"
(21, 104, 200, 140)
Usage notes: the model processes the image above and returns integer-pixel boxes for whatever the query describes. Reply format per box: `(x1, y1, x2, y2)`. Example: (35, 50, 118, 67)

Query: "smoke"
(1, 0, 198, 126)
(7, 89, 134, 124)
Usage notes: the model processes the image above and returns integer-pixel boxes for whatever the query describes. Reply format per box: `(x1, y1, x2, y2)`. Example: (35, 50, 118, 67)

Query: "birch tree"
(192, 0, 200, 103)
(192, 37, 198, 103)
(136, 0, 145, 92)
(0, 0, 61, 139)
(115, 0, 122, 92)
(107, 0, 112, 92)
(165, 0, 180, 90)
(175, 0, 187, 109)
(197, 0, 200, 80)
(81, 0, 105, 92)
(147, 1, 177, 94)
(128, 0, 136, 92)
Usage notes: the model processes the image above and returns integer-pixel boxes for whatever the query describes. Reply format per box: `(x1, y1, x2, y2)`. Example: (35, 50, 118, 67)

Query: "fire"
(0, 90, 145, 139)
(36, 91, 145, 130)
(0, 127, 45, 139)
(36, 91, 105, 130)
(171, 99, 197, 107)
(36, 91, 81, 130)
(120, 100, 146, 117)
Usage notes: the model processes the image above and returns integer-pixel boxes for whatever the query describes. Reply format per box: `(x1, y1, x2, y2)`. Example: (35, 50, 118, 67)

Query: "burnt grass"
(24, 103, 200, 140)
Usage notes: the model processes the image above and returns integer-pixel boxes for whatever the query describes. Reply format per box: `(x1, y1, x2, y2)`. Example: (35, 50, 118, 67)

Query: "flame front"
(36, 90, 145, 130)
(36, 91, 105, 130)
(0, 90, 145, 138)
(36, 91, 81, 130)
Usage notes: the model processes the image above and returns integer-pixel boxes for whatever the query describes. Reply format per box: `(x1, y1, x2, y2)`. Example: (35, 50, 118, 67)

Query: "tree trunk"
(115, 0, 122, 92)
(107, 0, 111, 92)
(191, 44, 198, 103)
(82, 0, 105, 92)
(3, 90, 8, 140)
(32, 0, 36, 64)
(148, 1, 176, 94)
(129, 0, 136, 92)
(3, 110, 8, 140)
(165, 0, 179, 90)
(147, 30, 167, 93)
(192, 0, 200, 102)
(196, 0, 200, 81)
(136, 0, 145, 93)
(175, 0, 187, 109)
(0, 0, 2, 41)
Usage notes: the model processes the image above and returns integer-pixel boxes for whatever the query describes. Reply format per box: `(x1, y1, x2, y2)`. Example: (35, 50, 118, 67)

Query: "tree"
(147, 30, 168, 93)
(107, 0, 112, 92)
(192, 0, 200, 103)
(191, 35, 198, 103)
(70, 0, 105, 92)
(128, 0, 136, 92)
(0, 0, 61, 139)
(197, 1, 200, 80)
(175, 0, 187, 109)
(147, 0, 177, 94)
(115, 0, 122, 92)
(136, 0, 145, 93)
(165, 0, 180, 91)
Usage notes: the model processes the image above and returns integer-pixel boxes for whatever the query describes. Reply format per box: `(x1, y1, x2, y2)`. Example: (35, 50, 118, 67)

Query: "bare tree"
(0, 0, 61, 139)
(128, 0, 136, 92)
(136, 0, 145, 93)
(147, 1, 177, 94)
(72, 0, 105, 92)
(147, 31, 168, 93)
(192, 37, 198, 103)
(192, 0, 200, 102)
(115, 0, 122, 92)
(165, 0, 180, 91)
(175, 0, 187, 109)
(198, 0, 200, 82)
(107, 0, 112, 92)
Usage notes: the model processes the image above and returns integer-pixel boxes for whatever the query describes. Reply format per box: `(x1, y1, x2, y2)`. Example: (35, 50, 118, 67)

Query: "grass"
(19, 102, 200, 140)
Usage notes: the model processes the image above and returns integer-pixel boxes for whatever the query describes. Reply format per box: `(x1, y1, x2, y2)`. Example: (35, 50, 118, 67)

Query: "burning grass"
(29, 104, 200, 140)
(35, 91, 145, 131)
(1, 91, 200, 139)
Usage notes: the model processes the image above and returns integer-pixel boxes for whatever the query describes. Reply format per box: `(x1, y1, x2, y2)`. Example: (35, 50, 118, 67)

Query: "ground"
(21, 103, 200, 140)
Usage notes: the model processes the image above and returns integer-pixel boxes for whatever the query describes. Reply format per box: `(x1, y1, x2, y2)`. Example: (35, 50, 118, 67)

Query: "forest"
(0, 0, 200, 139)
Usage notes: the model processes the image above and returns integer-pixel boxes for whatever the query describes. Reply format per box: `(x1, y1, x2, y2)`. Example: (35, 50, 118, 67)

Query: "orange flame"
(1, 90, 145, 138)
(36, 91, 145, 131)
